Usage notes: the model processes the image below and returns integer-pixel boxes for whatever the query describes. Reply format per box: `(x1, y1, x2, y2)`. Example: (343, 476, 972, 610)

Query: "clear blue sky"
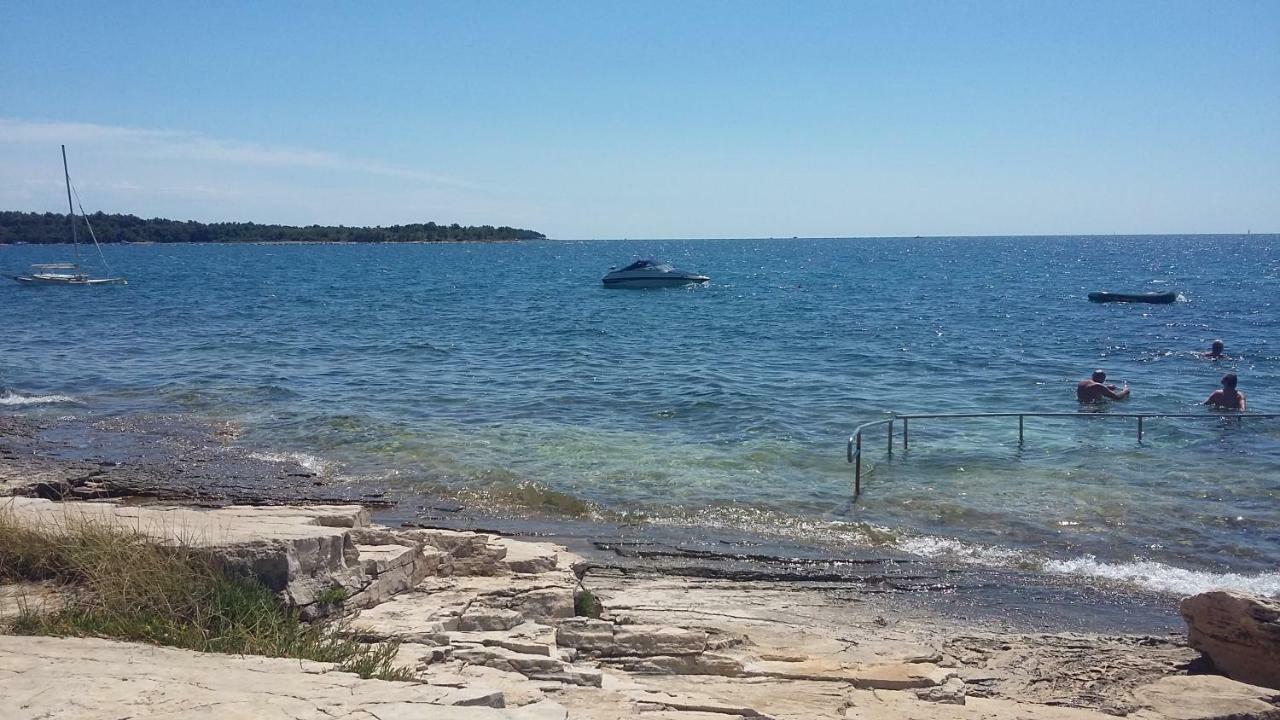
(2, 1, 1277, 238)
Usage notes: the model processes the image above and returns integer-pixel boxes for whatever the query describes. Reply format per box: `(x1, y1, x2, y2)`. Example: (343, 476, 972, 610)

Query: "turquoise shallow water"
(3, 236, 1278, 596)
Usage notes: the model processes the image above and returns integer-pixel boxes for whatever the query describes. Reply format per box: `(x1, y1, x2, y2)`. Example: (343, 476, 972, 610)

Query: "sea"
(3, 236, 1278, 602)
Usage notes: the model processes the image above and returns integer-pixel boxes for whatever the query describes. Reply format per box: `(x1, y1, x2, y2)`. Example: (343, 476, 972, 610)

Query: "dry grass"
(0, 508, 414, 681)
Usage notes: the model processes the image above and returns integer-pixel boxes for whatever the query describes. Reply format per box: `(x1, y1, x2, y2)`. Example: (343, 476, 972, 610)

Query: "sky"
(1, 1, 1277, 238)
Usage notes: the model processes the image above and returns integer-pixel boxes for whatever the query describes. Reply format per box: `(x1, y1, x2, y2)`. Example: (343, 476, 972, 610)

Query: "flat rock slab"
(1130, 675, 1280, 720)
(843, 688, 1134, 720)
(355, 572, 577, 639)
(586, 570, 955, 667)
(494, 537, 563, 574)
(557, 618, 709, 657)
(623, 676, 854, 719)
(0, 635, 538, 719)
(452, 622, 560, 657)
(3, 497, 369, 542)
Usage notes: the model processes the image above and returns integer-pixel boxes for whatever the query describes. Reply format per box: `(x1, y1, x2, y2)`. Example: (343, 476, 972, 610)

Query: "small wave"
(851, 525, 1279, 598)
(247, 451, 331, 475)
(892, 534, 1028, 567)
(1043, 556, 1280, 598)
(0, 391, 79, 406)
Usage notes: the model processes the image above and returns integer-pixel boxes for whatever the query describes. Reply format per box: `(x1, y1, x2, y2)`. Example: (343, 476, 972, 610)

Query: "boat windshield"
(618, 259, 674, 272)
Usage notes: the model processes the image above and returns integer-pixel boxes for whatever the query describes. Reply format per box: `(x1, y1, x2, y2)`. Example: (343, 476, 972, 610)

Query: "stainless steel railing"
(846, 411, 1279, 495)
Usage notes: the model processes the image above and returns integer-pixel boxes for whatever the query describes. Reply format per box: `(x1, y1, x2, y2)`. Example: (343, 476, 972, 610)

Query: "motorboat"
(602, 259, 709, 288)
(9, 145, 126, 286)
(1087, 291, 1177, 304)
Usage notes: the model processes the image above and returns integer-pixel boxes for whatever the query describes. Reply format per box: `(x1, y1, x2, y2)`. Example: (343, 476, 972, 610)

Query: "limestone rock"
(555, 619, 708, 658)
(2, 497, 373, 617)
(842, 688, 1136, 720)
(557, 617, 617, 653)
(452, 623, 559, 657)
(353, 595, 455, 643)
(405, 657, 554, 707)
(850, 662, 953, 690)
(1181, 590, 1280, 690)
(601, 652, 746, 677)
(213, 503, 372, 528)
(0, 635, 530, 719)
(494, 537, 562, 574)
(508, 586, 575, 623)
(1131, 675, 1280, 719)
(507, 699, 571, 720)
(743, 656, 951, 689)
(350, 542, 443, 608)
(613, 625, 708, 656)
(916, 675, 966, 704)
(460, 607, 527, 632)
(453, 645, 603, 687)
(404, 528, 508, 576)
(612, 675, 854, 720)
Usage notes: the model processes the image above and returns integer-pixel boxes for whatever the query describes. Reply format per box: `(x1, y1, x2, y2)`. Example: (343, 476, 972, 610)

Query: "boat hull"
(1087, 291, 1177, 304)
(14, 274, 127, 285)
(602, 275, 709, 289)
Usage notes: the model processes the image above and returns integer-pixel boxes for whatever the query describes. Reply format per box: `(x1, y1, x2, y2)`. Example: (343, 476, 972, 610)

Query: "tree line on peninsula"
(0, 211, 546, 244)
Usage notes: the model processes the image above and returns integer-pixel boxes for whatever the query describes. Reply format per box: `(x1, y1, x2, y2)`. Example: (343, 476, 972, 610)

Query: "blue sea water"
(3, 236, 1278, 597)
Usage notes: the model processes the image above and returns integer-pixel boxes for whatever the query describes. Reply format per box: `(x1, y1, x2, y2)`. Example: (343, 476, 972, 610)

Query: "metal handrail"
(846, 411, 1279, 495)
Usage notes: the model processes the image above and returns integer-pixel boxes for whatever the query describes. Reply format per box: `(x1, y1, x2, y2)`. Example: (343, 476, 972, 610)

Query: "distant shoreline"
(0, 210, 545, 245)
(0, 239, 528, 245)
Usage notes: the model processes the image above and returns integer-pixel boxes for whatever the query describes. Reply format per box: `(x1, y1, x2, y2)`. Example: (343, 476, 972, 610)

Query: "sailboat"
(11, 146, 127, 285)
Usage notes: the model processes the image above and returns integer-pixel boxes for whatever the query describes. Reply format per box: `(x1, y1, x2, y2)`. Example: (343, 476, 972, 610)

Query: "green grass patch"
(0, 509, 414, 682)
(574, 588, 603, 619)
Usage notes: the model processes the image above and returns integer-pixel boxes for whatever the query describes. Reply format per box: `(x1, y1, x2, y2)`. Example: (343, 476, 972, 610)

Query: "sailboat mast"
(62, 144, 82, 268)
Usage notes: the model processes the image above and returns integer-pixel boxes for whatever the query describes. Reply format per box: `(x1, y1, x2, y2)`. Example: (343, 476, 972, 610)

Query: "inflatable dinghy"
(1087, 291, 1177, 304)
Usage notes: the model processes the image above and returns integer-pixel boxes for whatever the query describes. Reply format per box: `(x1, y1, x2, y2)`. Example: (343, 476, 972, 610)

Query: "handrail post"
(1138, 416, 1144, 443)
(887, 419, 894, 458)
(903, 418, 909, 450)
(854, 433, 862, 495)
(1018, 415, 1024, 445)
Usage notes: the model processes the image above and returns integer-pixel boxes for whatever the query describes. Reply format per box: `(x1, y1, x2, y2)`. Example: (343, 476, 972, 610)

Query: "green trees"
(0, 212, 545, 244)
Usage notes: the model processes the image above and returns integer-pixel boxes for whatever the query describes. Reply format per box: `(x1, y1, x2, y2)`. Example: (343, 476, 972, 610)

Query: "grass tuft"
(0, 509, 412, 681)
(574, 588, 603, 618)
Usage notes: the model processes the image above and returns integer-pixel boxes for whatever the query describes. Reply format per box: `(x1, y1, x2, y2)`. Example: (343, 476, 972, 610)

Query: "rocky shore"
(2, 414, 1278, 719)
(2, 493, 1278, 719)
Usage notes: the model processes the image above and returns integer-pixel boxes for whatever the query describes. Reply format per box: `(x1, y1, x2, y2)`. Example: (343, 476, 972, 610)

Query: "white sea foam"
(247, 451, 331, 475)
(0, 391, 79, 406)
(1042, 556, 1280, 597)
(892, 534, 1026, 567)
(882, 527, 1280, 598)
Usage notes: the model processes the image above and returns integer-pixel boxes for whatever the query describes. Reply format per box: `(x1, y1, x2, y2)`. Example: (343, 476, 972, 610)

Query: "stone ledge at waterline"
(3, 497, 1280, 719)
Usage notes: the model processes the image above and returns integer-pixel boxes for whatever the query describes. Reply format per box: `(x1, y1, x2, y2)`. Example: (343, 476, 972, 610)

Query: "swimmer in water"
(1202, 339, 1230, 360)
(1076, 370, 1130, 404)
(1205, 372, 1246, 410)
